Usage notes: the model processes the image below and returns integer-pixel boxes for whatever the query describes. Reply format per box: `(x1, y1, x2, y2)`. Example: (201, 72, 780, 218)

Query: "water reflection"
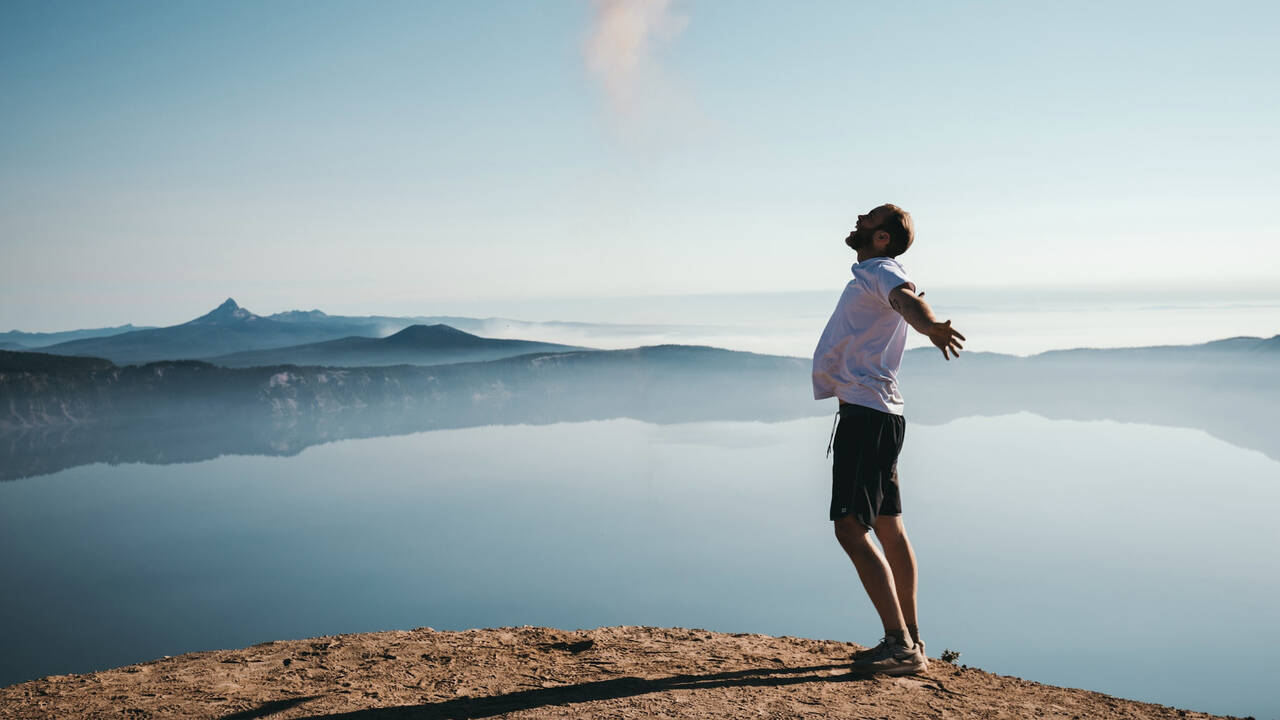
(1, 415, 1276, 717)
(3, 366, 1275, 482)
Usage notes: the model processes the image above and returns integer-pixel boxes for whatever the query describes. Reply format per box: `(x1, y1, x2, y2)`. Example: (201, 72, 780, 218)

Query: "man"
(812, 203, 964, 676)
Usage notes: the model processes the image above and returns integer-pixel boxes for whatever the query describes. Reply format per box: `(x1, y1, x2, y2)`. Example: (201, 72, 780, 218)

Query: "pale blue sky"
(2, 0, 1278, 331)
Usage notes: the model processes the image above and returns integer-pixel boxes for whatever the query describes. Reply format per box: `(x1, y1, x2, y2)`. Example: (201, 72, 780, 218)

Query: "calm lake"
(1, 413, 1277, 717)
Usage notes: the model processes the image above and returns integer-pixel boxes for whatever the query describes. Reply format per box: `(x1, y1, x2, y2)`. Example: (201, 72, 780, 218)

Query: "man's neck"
(856, 250, 891, 263)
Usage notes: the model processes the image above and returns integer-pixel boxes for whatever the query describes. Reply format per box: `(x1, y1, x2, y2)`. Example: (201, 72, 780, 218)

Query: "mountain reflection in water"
(2, 338, 1277, 482)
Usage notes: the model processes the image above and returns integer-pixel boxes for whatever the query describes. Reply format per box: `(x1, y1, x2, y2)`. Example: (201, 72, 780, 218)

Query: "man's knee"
(873, 514, 908, 543)
(834, 515, 872, 546)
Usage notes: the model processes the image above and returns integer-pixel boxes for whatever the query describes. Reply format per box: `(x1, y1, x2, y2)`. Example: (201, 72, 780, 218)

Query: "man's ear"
(873, 230, 891, 251)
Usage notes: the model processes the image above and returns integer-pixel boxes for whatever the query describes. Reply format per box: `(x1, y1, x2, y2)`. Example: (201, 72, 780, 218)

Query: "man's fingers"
(941, 321, 966, 342)
(935, 328, 964, 361)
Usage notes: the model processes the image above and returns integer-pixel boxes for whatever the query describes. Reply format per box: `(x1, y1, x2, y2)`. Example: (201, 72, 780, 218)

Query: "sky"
(2, 0, 1279, 331)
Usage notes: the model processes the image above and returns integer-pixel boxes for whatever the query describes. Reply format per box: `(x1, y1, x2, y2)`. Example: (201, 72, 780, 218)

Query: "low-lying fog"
(423, 286, 1280, 357)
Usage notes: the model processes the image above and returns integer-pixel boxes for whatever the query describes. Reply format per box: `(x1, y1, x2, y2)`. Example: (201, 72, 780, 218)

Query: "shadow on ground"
(221, 695, 324, 719)
(225, 662, 873, 719)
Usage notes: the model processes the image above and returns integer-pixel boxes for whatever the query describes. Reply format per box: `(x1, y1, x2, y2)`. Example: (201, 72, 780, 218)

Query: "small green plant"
(940, 649, 961, 663)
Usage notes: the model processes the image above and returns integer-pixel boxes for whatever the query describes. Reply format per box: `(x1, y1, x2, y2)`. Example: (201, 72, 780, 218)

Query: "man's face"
(845, 208, 885, 250)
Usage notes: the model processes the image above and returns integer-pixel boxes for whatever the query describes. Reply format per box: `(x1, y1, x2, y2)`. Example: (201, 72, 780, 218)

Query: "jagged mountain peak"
(185, 298, 260, 326)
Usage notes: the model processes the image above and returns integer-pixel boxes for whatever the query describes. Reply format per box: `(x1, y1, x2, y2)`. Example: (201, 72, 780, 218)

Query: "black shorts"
(829, 402, 906, 527)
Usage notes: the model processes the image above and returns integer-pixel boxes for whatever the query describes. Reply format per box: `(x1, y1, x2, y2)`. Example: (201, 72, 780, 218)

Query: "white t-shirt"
(811, 256, 915, 415)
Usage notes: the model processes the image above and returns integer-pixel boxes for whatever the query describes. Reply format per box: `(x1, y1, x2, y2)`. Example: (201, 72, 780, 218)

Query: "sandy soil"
(0, 625, 1241, 719)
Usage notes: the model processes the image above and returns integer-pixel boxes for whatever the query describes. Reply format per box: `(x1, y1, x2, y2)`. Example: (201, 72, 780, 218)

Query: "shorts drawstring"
(826, 408, 839, 458)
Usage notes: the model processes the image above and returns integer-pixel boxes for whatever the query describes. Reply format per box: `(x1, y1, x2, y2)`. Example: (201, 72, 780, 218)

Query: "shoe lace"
(863, 636, 896, 655)
(875, 636, 916, 654)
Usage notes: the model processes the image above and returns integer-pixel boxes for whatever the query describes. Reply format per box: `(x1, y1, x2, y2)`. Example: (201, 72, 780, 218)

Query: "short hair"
(873, 204, 914, 257)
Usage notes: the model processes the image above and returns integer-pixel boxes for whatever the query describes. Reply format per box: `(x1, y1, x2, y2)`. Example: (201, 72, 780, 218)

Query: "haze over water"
(429, 284, 1280, 358)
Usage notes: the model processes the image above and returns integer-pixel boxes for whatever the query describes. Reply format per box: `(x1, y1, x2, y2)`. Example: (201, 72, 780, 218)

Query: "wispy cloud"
(583, 0, 699, 142)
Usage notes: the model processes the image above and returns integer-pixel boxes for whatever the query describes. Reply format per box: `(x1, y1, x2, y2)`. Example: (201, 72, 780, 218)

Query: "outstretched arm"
(887, 284, 965, 360)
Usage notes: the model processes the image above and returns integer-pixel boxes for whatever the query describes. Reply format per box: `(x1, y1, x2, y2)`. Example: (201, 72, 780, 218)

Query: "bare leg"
(834, 515, 907, 635)
(874, 514, 918, 632)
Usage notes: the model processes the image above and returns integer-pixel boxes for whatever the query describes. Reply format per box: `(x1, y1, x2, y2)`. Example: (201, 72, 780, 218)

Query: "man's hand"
(924, 319, 965, 360)
(887, 285, 966, 361)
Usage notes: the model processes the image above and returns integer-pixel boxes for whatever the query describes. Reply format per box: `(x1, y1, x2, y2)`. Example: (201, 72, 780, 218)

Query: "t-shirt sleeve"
(872, 262, 915, 306)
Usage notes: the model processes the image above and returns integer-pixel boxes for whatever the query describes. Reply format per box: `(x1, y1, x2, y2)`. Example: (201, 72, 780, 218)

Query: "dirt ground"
(0, 625, 1241, 719)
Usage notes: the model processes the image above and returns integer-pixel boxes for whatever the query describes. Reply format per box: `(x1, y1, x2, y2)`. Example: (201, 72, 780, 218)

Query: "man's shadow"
(228, 661, 877, 720)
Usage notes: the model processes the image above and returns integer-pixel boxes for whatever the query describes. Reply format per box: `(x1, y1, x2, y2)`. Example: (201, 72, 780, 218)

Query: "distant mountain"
(36, 299, 382, 365)
(0, 323, 156, 349)
(262, 308, 683, 343)
(0, 343, 808, 432)
(898, 333, 1279, 459)
(268, 309, 334, 323)
(27, 300, 677, 365)
(1022, 334, 1280, 363)
(184, 298, 259, 325)
(899, 334, 1279, 379)
(0, 344, 811, 479)
(265, 308, 470, 336)
(3, 333, 1277, 481)
(0, 350, 115, 373)
(203, 323, 586, 367)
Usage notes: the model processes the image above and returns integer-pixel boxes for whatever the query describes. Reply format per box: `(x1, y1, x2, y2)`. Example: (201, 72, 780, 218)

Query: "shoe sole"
(849, 660, 927, 676)
(849, 649, 929, 676)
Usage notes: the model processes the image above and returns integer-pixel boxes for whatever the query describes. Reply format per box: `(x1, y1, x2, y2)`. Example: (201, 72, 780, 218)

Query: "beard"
(846, 226, 872, 250)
